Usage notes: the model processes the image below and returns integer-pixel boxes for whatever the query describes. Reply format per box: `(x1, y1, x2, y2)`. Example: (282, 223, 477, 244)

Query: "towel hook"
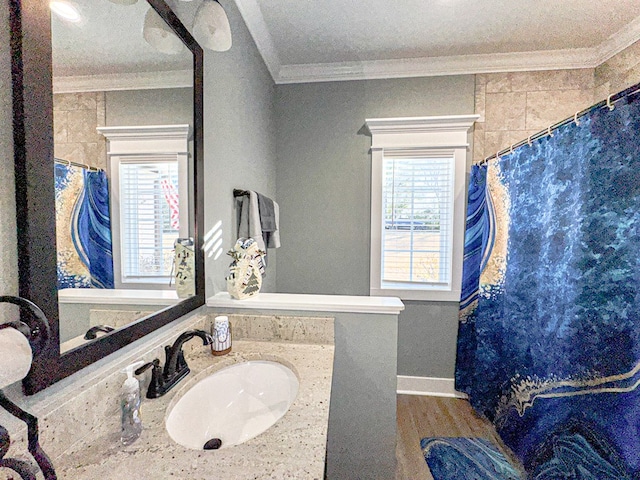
(607, 94, 615, 111)
(574, 111, 581, 126)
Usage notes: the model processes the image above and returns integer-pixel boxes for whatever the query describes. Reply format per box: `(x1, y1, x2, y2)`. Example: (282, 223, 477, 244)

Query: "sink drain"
(203, 438, 222, 450)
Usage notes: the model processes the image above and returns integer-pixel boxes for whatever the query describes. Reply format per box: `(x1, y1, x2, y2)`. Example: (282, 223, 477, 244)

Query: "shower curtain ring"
(527, 136, 532, 147)
(607, 94, 615, 111)
(509, 144, 514, 154)
(547, 126, 554, 137)
(574, 111, 580, 125)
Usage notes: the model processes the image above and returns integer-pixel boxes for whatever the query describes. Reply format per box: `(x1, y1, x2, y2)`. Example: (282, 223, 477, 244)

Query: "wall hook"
(607, 94, 615, 111)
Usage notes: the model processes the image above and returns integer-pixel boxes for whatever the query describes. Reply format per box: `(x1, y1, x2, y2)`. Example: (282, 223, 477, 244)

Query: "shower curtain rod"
(54, 157, 102, 172)
(479, 80, 640, 166)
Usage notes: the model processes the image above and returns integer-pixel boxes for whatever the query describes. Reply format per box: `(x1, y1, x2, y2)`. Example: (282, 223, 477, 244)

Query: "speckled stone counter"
(53, 340, 334, 480)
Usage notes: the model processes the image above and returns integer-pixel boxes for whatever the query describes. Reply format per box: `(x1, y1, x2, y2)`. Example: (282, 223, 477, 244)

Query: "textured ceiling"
(51, 0, 640, 83)
(256, 0, 640, 64)
(51, 0, 192, 78)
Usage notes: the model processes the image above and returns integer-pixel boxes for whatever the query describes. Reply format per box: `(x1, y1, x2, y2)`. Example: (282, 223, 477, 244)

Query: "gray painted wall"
(199, 0, 277, 296)
(274, 77, 476, 378)
(105, 88, 193, 126)
(327, 311, 398, 479)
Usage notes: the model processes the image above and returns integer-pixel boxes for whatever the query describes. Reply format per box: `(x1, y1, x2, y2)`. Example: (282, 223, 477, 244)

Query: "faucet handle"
(135, 359, 164, 399)
(135, 359, 160, 375)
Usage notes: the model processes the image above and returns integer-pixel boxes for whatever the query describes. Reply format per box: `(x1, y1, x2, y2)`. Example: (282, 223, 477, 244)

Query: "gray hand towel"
(257, 193, 276, 232)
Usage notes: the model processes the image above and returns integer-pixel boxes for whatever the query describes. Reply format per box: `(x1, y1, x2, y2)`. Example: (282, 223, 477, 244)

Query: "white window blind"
(119, 158, 180, 281)
(382, 156, 454, 288)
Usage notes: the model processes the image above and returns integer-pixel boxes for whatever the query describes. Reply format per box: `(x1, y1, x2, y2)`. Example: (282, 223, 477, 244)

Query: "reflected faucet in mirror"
(83, 325, 115, 340)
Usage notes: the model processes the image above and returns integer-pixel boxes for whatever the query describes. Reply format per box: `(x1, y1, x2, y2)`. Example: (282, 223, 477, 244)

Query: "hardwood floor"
(395, 395, 512, 480)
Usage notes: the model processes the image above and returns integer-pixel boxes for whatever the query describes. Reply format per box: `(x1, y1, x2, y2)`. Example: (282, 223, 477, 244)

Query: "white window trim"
(97, 124, 191, 290)
(365, 115, 479, 301)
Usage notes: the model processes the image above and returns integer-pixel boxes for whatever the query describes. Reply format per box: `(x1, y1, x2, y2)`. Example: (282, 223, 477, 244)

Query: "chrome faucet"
(135, 329, 213, 398)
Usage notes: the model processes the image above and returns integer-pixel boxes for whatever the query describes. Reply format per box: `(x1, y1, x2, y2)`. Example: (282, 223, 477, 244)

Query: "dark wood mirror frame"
(10, 0, 205, 395)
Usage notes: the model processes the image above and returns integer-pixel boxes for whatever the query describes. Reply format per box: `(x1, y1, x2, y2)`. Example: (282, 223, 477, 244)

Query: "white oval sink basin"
(165, 360, 299, 450)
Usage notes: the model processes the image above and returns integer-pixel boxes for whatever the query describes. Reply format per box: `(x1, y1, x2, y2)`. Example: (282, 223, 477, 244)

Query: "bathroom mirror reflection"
(50, 0, 196, 353)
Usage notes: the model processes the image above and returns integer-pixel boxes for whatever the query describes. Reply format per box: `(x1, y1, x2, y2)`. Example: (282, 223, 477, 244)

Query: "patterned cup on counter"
(212, 315, 232, 356)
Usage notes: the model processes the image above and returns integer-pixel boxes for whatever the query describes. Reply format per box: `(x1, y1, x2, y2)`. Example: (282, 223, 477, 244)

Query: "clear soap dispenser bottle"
(121, 360, 144, 445)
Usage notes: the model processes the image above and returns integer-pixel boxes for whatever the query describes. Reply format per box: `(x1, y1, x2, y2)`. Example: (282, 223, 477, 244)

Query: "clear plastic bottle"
(120, 361, 144, 445)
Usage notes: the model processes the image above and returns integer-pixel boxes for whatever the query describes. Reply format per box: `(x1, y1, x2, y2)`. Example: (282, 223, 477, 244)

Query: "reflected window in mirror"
(98, 125, 191, 290)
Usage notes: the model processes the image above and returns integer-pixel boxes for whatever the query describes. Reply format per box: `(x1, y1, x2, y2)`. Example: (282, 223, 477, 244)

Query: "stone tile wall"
(474, 40, 640, 164)
(474, 69, 595, 163)
(53, 92, 107, 169)
(595, 40, 640, 99)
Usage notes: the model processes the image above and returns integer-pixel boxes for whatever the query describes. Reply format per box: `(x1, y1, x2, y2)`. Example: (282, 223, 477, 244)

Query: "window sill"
(370, 287, 461, 302)
(58, 288, 179, 305)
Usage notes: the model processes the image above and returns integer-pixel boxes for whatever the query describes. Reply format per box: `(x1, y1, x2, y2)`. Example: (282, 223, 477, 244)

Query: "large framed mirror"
(10, 0, 204, 394)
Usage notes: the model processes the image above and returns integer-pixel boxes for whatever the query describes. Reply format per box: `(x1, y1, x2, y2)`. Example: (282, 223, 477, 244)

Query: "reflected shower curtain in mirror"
(456, 90, 640, 478)
(55, 162, 114, 289)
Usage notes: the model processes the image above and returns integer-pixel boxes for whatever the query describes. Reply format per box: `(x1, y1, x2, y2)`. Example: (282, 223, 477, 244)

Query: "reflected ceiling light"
(142, 7, 185, 55)
(193, 0, 232, 52)
(49, 1, 82, 23)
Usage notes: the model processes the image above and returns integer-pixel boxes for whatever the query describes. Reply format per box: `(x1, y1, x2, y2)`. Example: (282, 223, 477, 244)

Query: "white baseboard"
(397, 375, 468, 399)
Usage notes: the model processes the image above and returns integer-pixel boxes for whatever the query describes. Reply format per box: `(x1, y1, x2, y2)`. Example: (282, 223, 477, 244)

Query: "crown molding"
(234, 0, 640, 84)
(275, 49, 598, 84)
(234, 0, 282, 81)
(53, 70, 193, 94)
(592, 15, 640, 66)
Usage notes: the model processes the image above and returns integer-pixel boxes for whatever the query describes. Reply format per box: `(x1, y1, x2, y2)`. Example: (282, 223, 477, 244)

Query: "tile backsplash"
(218, 314, 334, 345)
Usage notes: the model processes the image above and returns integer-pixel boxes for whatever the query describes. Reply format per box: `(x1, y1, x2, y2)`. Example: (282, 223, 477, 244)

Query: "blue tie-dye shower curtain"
(456, 90, 640, 478)
(55, 162, 114, 289)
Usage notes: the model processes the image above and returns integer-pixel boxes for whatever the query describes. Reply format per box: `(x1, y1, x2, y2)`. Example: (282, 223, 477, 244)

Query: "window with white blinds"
(99, 124, 191, 289)
(366, 115, 478, 301)
(382, 155, 454, 288)
(119, 158, 180, 281)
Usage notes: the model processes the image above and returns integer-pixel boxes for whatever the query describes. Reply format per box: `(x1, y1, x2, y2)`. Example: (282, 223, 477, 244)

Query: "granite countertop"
(53, 340, 334, 480)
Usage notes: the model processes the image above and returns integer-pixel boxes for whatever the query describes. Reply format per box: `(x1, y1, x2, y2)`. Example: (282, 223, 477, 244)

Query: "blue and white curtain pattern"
(456, 89, 640, 478)
(55, 162, 114, 289)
